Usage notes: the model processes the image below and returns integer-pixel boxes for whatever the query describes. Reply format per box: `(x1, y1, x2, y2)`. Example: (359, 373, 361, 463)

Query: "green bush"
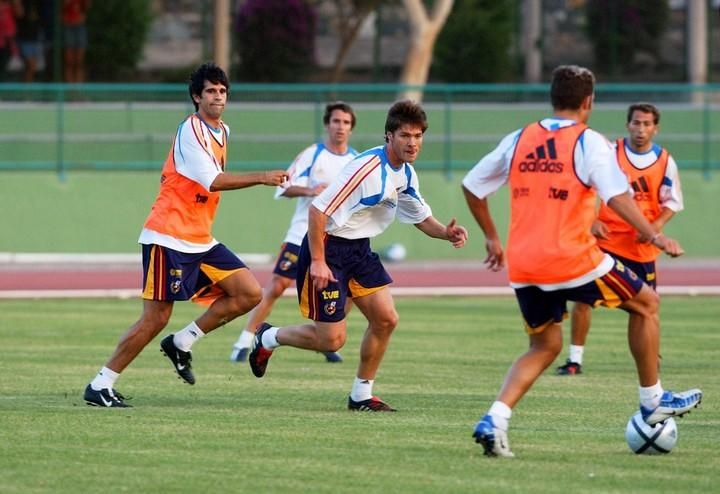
(234, 0, 316, 82)
(86, 0, 152, 81)
(585, 0, 669, 74)
(431, 0, 514, 82)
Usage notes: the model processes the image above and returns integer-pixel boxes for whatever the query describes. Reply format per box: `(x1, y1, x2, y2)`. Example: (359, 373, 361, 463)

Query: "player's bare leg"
(557, 302, 592, 375)
(160, 269, 262, 384)
(619, 284, 660, 386)
(105, 300, 174, 373)
(195, 268, 263, 333)
(497, 323, 563, 408)
(346, 287, 399, 411)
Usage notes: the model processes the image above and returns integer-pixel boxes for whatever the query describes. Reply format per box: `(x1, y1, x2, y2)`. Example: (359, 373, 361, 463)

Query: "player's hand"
(652, 234, 685, 258)
(310, 260, 337, 291)
(591, 220, 609, 239)
(445, 218, 468, 248)
(262, 170, 289, 186)
(484, 237, 505, 271)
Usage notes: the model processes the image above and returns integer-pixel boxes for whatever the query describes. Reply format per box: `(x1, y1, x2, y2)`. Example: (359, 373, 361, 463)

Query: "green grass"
(0, 296, 717, 493)
(1, 169, 719, 258)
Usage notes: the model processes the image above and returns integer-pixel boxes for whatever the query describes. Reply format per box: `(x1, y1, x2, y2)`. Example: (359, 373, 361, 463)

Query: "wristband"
(651, 233, 662, 245)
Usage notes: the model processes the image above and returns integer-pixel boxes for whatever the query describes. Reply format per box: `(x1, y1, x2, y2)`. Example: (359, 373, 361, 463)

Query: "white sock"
(569, 345, 584, 365)
(350, 377, 374, 402)
(173, 321, 205, 352)
(488, 401, 512, 431)
(235, 329, 255, 349)
(90, 366, 119, 391)
(261, 326, 280, 349)
(639, 381, 664, 409)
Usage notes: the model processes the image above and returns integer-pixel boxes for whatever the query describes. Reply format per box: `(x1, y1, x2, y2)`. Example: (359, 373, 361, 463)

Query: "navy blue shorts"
(605, 251, 657, 290)
(141, 243, 246, 303)
(272, 242, 300, 280)
(514, 257, 646, 334)
(296, 235, 393, 322)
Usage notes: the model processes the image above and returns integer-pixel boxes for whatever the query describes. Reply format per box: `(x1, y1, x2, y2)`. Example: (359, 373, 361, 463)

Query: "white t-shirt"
(313, 145, 432, 239)
(138, 115, 229, 253)
(276, 143, 357, 245)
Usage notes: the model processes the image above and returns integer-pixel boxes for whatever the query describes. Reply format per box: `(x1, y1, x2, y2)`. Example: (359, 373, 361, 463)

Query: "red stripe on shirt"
(323, 156, 381, 217)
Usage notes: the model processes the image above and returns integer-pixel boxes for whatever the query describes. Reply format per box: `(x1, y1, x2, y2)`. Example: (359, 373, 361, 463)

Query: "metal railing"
(0, 82, 717, 179)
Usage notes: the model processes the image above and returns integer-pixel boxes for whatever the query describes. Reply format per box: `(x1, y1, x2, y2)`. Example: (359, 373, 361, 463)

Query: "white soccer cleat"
(641, 388, 702, 425)
(472, 414, 514, 458)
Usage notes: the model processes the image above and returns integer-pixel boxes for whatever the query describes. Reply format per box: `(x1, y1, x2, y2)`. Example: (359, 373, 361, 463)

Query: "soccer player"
(462, 65, 702, 457)
(83, 62, 288, 407)
(229, 102, 358, 364)
(248, 100, 468, 412)
(557, 103, 684, 375)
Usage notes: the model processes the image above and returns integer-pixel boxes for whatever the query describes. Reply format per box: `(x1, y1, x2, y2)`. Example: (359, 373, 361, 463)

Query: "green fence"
(0, 82, 718, 179)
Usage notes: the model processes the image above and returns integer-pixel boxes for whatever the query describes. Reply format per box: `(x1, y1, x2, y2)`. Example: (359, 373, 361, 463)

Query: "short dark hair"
(627, 102, 660, 125)
(384, 100, 428, 142)
(324, 101, 356, 129)
(189, 62, 230, 111)
(550, 65, 595, 111)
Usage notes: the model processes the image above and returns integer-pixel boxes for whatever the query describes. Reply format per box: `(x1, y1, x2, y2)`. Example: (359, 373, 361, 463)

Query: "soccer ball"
(625, 411, 678, 454)
(383, 243, 407, 262)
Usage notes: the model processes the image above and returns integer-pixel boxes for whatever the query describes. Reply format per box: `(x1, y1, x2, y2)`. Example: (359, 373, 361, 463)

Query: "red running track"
(1, 260, 718, 291)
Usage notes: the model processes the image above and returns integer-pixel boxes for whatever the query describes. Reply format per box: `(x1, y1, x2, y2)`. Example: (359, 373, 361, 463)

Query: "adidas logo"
(518, 138, 564, 173)
(630, 175, 654, 201)
(631, 175, 650, 193)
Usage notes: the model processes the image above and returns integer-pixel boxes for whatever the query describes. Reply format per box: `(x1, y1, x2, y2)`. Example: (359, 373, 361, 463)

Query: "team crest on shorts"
(170, 280, 182, 294)
(324, 301, 337, 316)
(279, 259, 292, 271)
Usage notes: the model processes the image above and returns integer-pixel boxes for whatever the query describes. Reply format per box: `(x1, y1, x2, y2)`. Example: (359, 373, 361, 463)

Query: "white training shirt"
(138, 115, 229, 253)
(619, 138, 684, 212)
(462, 117, 631, 290)
(275, 143, 358, 245)
(312, 145, 432, 239)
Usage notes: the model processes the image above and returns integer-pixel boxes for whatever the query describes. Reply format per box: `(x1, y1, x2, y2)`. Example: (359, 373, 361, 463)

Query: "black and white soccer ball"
(625, 411, 678, 454)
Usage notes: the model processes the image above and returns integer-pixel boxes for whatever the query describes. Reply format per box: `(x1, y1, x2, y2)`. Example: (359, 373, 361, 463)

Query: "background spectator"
(0, 0, 18, 80)
(16, 0, 41, 82)
(62, 0, 89, 82)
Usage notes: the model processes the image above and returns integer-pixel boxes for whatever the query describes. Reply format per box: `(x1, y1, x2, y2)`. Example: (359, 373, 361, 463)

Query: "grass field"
(2, 169, 719, 259)
(1, 296, 717, 493)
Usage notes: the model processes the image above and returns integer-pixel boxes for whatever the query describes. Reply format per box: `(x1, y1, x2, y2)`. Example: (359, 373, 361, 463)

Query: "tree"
(585, 0, 669, 76)
(86, 0, 152, 81)
(432, 0, 513, 83)
(235, 0, 316, 82)
(399, 0, 454, 101)
(327, 0, 383, 83)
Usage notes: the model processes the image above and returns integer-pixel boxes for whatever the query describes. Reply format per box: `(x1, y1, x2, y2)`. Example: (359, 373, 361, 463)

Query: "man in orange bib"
(83, 63, 288, 407)
(462, 66, 702, 457)
(557, 103, 683, 376)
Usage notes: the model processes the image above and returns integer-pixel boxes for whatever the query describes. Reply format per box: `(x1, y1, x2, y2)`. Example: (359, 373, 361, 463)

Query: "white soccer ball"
(625, 411, 678, 454)
(383, 243, 407, 262)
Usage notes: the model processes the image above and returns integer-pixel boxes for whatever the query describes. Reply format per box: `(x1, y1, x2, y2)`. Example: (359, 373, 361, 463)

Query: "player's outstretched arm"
(414, 216, 468, 248)
(209, 170, 288, 191)
(607, 193, 684, 257)
(280, 183, 328, 198)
